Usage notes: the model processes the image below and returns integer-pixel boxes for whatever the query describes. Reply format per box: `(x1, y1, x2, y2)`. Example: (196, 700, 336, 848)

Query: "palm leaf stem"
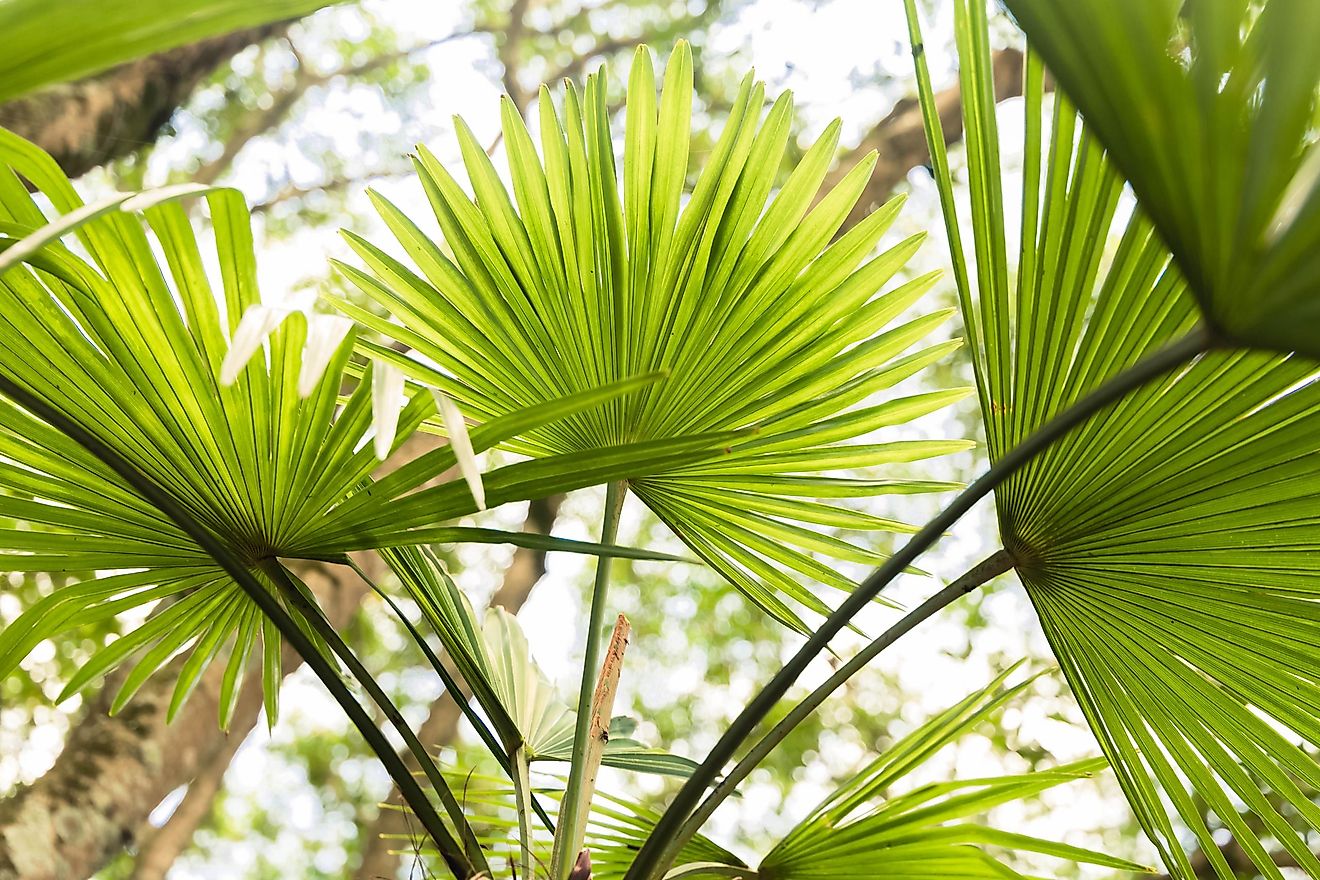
(0, 373, 479, 880)
(554, 479, 628, 880)
(624, 325, 1213, 880)
(511, 744, 538, 880)
(660, 549, 1016, 869)
(261, 560, 491, 874)
(346, 555, 558, 832)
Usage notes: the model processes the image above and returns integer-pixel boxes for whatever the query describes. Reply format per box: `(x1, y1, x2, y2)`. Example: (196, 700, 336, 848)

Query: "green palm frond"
(336, 43, 971, 634)
(1003, 0, 1320, 357)
(0, 132, 728, 724)
(907, 2, 1320, 877)
(420, 672, 1143, 880)
(588, 790, 746, 880)
(752, 667, 1149, 880)
(381, 772, 744, 880)
(0, 0, 342, 104)
(385, 545, 696, 778)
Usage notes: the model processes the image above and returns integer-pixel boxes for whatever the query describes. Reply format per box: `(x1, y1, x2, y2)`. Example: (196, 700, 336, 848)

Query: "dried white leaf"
(371, 360, 407, 460)
(432, 389, 486, 510)
(298, 314, 353, 398)
(218, 291, 317, 386)
(220, 304, 282, 385)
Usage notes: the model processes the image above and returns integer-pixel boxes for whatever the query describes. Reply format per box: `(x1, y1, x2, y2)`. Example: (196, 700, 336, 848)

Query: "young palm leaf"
(1002, 0, 1320, 357)
(908, 2, 1320, 877)
(0, 130, 728, 725)
(384, 545, 697, 778)
(336, 43, 970, 635)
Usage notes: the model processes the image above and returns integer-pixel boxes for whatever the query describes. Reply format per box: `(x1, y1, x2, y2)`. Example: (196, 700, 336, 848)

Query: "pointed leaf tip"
(298, 314, 353, 398)
(371, 360, 406, 460)
(220, 304, 280, 385)
(220, 291, 316, 385)
(432, 388, 486, 510)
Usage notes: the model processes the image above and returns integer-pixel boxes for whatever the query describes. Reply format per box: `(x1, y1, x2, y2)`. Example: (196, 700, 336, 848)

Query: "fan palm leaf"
(752, 667, 1149, 880)
(334, 43, 971, 635)
(907, 2, 1320, 877)
(0, 130, 734, 725)
(1002, 0, 1320, 357)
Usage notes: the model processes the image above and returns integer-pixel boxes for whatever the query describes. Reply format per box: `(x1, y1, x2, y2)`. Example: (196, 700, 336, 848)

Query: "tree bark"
(0, 24, 288, 179)
(354, 494, 564, 880)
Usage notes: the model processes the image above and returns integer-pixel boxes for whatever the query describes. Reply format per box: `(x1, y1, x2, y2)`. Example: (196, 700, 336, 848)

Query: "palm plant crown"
(339, 42, 971, 634)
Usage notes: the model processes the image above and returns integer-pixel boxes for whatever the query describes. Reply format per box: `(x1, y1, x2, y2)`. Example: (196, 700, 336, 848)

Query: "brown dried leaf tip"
(568, 849, 592, 880)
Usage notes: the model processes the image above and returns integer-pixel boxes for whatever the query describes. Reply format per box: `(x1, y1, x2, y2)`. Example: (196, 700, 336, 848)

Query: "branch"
(541, 1, 731, 91)
(0, 23, 292, 178)
(249, 163, 413, 215)
(543, 34, 641, 85)
(191, 48, 314, 185)
(498, 0, 535, 109)
(826, 48, 1031, 230)
(193, 29, 472, 186)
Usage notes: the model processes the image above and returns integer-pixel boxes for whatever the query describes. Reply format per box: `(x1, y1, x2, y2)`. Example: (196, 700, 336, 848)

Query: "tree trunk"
(0, 24, 288, 179)
(0, 558, 372, 880)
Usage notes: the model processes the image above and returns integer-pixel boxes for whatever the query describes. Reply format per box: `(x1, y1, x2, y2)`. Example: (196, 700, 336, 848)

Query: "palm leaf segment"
(1003, 0, 1320, 357)
(340, 43, 970, 634)
(908, 2, 1320, 877)
(0, 132, 716, 725)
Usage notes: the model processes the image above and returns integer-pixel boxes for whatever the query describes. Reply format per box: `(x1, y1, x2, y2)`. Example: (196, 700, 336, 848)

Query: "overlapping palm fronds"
(907, 2, 1320, 877)
(336, 43, 970, 635)
(0, 130, 732, 725)
(392, 672, 1142, 880)
(1004, 0, 1320, 357)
